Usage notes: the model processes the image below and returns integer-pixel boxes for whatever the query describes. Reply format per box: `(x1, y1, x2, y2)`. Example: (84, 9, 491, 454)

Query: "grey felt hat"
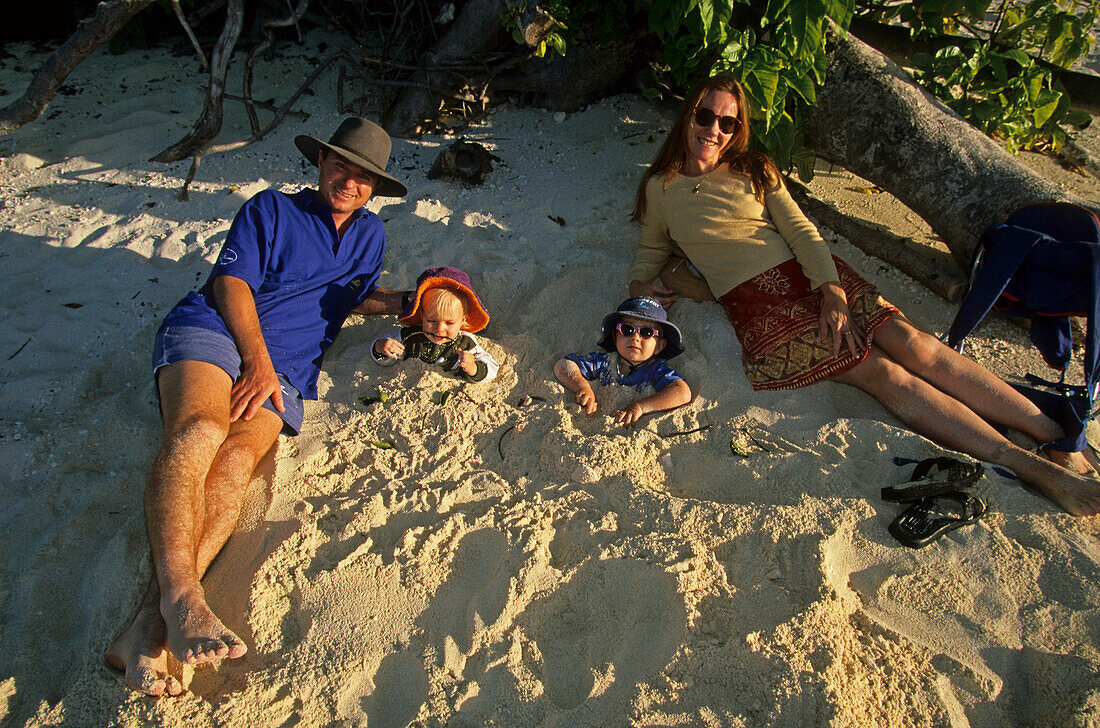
(295, 117, 407, 197)
(598, 296, 684, 359)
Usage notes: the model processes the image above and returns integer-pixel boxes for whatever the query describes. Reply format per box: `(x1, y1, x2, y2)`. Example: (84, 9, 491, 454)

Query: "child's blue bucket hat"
(598, 296, 684, 359)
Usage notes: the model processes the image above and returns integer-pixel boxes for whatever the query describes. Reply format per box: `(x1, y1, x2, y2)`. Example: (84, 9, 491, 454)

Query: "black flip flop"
(887, 490, 987, 549)
(882, 457, 987, 549)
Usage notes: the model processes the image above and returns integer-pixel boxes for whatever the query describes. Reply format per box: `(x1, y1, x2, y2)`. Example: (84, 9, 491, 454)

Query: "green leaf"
(791, 147, 817, 183)
(785, 68, 816, 105)
(1033, 98, 1059, 128)
(372, 440, 394, 450)
(785, 0, 825, 58)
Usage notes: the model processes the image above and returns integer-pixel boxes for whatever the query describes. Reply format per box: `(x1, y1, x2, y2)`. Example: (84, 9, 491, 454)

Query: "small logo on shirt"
(218, 249, 238, 266)
(350, 277, 364, 290)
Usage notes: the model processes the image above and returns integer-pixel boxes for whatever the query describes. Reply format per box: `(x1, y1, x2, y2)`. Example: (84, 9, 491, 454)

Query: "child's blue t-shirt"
(565, 352, 682, 392)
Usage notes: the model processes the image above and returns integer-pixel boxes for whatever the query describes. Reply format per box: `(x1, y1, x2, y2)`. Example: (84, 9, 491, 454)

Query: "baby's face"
(614, 315, 666, 364)
(422, 309, 465, 343)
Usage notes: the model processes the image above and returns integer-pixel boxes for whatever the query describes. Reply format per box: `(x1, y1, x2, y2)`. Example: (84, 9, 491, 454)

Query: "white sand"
(1, 33, 1099, 728)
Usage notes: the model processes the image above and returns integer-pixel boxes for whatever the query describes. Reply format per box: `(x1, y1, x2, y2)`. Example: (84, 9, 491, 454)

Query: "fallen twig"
(498, 423, 516, 460)
(7, 338, 30, 360)
(659, 424, 712, 439)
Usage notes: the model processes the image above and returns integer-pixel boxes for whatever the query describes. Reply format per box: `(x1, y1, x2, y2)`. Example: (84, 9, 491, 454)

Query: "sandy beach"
(1, 31, 1099, 728)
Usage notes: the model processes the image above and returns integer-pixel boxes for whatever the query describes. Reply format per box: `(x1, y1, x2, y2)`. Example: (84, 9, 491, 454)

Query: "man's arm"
(353, 287, 408, 316)
(211, 275, 284, 421)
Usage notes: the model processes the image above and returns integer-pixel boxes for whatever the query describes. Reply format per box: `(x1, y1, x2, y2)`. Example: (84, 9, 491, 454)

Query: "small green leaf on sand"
(372, 440, 394, 450)
(729, 437, 750, 457)
(439, 390, 454, 407)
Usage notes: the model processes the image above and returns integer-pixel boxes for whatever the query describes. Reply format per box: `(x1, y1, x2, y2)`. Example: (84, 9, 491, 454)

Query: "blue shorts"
(152, 324, 304, 436)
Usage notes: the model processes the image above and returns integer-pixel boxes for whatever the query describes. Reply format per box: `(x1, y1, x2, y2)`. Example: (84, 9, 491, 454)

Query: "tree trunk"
(381, 0, 511, 137)
(0, 0, 158, 135)
(806, 31, 1097, 268)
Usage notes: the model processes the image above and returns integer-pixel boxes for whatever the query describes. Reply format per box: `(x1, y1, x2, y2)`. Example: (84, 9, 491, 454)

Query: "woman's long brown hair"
(632, 74, 779, 220)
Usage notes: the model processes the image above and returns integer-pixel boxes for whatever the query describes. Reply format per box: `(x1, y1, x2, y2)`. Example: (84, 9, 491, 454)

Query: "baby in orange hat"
(371, 266, 499, 382)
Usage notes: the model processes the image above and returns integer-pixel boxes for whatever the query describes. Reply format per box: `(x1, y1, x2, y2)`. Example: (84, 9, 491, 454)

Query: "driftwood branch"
(0, 0, 158, 135)
(151, 0, 245, 163)
(171, 0, 209, 71)
(787, 180, 968, 302)
(243, 0, 312, 134)
(806, 31, 1095, 268)
(176, 53, 337, 199)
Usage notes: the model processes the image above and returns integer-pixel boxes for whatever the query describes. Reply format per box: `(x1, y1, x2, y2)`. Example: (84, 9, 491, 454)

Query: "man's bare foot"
(160, 587, 247, 665)
(106, 604, 185, 697)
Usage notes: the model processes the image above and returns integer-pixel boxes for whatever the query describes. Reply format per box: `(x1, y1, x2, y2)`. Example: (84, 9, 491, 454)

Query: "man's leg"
(107, 360, 281, 694)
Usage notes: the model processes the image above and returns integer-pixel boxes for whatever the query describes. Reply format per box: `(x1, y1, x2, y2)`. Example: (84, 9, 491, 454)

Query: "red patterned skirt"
(719, 256, 900, 390)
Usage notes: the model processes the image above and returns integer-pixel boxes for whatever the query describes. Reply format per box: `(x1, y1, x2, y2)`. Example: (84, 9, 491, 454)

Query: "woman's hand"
(818, 281, 864, 357)
(629, 280, 676, 308)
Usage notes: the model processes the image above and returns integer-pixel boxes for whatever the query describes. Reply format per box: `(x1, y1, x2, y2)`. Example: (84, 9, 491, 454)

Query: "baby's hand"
(457, 349, 478, 376)
(613, 402, 644, 428)
(374, 338, 404, 359)
(576, 386, 597, 415)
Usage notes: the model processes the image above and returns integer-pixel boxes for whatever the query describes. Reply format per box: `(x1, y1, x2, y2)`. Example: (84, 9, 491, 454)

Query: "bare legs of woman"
(830, 317, 1100, 516)
(106, 361, 282, 695)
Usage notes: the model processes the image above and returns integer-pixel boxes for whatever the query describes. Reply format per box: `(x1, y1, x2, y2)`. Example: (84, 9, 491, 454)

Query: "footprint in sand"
(521, 559, 685, 712)
(416, 527, 514, 654)
(357, 651, 430, 728)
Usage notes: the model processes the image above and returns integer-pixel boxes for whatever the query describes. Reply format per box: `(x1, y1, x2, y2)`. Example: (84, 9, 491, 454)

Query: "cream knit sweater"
(629, 165, 839, 298)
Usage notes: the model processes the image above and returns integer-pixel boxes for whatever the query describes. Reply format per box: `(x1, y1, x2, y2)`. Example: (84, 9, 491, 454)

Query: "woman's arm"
(629, 183, 677, 307)
(613, 379, 691, 428)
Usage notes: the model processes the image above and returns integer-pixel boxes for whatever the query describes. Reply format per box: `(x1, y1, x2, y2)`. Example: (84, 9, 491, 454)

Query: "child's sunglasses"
(615, 322, 662, 339)
(693, 107, 739, 135)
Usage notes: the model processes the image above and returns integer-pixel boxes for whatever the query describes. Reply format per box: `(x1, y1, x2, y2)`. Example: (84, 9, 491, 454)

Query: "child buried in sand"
(555, 296, 691, 427)
(372, 266, 499, 382)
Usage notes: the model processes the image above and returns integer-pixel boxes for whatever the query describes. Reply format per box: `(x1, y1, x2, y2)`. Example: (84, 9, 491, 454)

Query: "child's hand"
(613, 402, 644, 428)
(576, 386, 597, 415)
(457, 349, 478, 376)
(374, 338, 404, 359)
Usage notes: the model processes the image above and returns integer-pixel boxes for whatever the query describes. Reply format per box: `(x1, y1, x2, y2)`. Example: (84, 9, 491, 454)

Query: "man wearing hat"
(107, 118, 409, 696)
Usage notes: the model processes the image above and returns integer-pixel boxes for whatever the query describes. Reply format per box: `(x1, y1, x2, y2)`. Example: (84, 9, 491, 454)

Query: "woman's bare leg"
(832, 348, 1100, 515)
(871, 317, 1097, 475)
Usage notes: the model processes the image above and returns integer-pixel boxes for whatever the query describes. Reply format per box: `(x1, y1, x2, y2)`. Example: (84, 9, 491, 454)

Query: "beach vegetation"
(517, 0, 1096, 177)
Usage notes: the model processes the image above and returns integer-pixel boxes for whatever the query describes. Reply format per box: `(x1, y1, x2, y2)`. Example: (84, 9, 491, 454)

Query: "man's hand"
(374, 338, 404, 359)
(231, 356, 284, 422)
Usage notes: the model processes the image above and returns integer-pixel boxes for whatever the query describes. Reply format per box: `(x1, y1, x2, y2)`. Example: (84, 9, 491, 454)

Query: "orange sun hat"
(398, 266, 490, 333)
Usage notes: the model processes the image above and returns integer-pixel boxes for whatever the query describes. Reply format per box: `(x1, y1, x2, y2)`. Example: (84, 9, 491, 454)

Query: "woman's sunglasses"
(693, 107, 739, 135)
(615, 322, 662, 339)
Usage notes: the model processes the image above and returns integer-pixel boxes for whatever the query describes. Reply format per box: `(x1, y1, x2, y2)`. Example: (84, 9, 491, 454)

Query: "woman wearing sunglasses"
(628, 73, 1100, 515)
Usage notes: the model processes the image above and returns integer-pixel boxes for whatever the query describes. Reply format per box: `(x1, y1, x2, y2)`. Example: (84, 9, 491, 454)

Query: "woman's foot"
(160, 587, 247, 665)
(1047, 447, 1100, 477)
(106, 604, 185, 697)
